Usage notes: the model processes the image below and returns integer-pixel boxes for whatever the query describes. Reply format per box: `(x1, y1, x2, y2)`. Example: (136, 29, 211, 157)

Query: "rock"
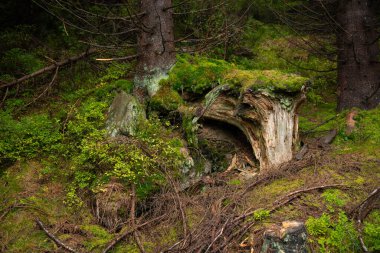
(106, 91, 146, 137)
(295, 144, 308, 160)
(319, 129, 337, 145)
(261, 221, 308, 253)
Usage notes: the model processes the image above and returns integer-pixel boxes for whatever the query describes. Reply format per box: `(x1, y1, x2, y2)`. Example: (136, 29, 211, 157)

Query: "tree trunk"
(134, 0, 176, 98)
(336, 0, 380, 111)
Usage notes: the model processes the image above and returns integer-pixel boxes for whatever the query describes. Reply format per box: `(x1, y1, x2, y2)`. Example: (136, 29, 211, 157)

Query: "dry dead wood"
(35, 218, 79, 253)
(0, 48, 98, 89)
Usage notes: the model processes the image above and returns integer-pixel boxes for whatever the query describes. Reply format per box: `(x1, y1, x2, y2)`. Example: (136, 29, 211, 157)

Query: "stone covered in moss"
(150, 81, 183, 112)
(168, 54, 232, 94)
(224, 69, 308, 93)
(106, 91, 146, 137)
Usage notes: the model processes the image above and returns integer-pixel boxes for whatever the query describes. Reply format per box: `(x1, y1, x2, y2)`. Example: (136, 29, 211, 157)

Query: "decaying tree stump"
(197, 70, 307, 172)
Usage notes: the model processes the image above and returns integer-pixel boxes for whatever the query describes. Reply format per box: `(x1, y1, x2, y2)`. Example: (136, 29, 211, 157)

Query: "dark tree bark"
(336, 0, 380, 111)
(134, 0, 176, 98)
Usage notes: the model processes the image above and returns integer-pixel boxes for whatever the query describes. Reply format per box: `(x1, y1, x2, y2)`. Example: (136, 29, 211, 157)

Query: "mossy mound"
(150, 82, 183, 112)
(224, 69, 308, 93)
(168, 54, 233, 95)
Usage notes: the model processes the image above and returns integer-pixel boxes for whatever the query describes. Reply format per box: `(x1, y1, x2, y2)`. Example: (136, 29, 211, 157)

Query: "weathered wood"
(202, 87, 306, 171)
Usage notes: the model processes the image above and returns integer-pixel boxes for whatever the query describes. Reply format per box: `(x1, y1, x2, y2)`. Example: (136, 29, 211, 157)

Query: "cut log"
(198, 70, 307, 172)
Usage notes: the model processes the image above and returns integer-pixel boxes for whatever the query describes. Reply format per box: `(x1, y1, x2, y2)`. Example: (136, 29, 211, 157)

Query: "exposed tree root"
(351, 187, 380, 252)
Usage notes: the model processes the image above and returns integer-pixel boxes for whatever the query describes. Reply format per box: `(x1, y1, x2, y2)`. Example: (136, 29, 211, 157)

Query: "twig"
(35, 218, 78, 253)
(204, 218, 230, 253)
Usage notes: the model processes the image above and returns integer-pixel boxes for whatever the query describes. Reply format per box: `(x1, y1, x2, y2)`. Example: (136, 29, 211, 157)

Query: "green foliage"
(0, 111, 63, 163)
(321, 189, 348, 212)
(306, 211, 360, 253)
(169, 54, 233, 94)
(65, 105, 185, 206)
(182, 113, 199, 148)
(0, 48, 44, 77)
(363, 210, 380, 252)
(252, 209, 270, 221)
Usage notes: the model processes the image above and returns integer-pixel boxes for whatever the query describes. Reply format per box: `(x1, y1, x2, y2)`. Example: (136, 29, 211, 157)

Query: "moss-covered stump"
(198, 69, 307, 172)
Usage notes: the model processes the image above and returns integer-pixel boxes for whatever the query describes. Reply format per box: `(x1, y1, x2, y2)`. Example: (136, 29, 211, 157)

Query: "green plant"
(306, 212, 360, 253)
(363, 210, 380, 252)
(0, 111, 63, 163)
(321, 189, 348, 212)
(252, 209, 270, 221)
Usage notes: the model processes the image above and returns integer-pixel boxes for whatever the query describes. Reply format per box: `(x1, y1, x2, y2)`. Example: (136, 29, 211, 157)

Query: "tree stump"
(197, 70, 307, 172)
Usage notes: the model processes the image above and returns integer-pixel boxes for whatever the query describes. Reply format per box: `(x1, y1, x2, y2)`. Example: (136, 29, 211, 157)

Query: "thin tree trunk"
(336, 0, 380, 111)
(134, 0, 176, 98)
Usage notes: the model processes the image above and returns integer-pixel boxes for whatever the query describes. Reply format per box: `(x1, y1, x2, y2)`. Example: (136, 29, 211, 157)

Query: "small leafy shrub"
(0, 111, 63, 163)
(252, 209, 270, 221)
(306, 211, 360, 253)
(321, 189, 348, 212)
(66, 108, 185, 206)
(363, 210, 380, 252)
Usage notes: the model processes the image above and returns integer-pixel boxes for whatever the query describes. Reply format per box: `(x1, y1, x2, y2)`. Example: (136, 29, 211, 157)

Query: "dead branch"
(95, 54, 139, 62)
(35, 218, 78, 253)
(1, 48, 98, 89)
(102, 214, 166, 253)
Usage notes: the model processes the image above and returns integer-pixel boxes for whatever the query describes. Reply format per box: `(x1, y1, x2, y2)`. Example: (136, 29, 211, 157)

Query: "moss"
(168, 54, 232, 95)
(149, 81, 183, 112)
(110, 79, 134, 94)
(81, 224, 113, 251)
(224, 69, 308, 93)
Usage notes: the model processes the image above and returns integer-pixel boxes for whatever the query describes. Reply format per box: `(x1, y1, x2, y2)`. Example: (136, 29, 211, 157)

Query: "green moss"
(81, 224, 113, 251)
(224, 69, 308, 93)
(150, 81, 183, 112)
(168, 54, 232, 94)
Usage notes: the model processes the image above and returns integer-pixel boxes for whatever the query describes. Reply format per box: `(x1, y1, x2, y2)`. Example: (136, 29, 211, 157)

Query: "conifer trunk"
(336, 0, 380, 111)
(134, 0, 176, 98)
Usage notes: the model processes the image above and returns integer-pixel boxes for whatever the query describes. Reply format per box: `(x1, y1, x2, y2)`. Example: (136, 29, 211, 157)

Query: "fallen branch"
(95, 54, 139, 62)
(35, 218, 78, 253)
(102, 214, 166, 253)
(1, 48, 98, 89)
